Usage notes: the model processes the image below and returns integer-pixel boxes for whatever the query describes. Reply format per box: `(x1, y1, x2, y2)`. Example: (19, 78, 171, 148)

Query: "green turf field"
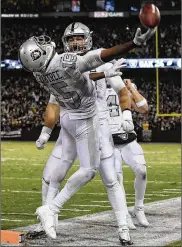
(166, 241, 182, 246)
(1, 142, 181, 230)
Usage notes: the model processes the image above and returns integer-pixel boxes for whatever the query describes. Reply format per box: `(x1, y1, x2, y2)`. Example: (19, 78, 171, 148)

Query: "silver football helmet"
(18, 35, 56, 72)
(62, 22, 93, 54)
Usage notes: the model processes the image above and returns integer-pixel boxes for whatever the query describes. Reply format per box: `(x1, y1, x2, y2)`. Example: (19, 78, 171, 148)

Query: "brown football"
(139, 4, 161, 28)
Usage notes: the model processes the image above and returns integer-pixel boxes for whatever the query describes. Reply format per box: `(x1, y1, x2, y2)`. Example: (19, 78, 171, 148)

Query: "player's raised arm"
(89, 59, 133, 132)
(36, 94, 60, 150)
(89, 72, 105, 81)
(106, 75, 134, 132)
(89, 59, 131, 109)
(89, 59, 125, 81)
(100, 27, 156, 62)
(124, 79, 148, 113)
(79, 28, 156, 74)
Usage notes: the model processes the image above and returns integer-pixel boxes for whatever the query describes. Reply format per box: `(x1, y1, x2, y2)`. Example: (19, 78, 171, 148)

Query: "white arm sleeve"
(48, 94, 59, 105)
(77, 49, 105, 73)
(106, 76, 126, 94)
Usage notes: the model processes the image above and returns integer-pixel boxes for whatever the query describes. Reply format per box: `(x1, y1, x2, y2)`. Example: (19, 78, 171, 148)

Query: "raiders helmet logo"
(31, 50, 41, 61)
(129, 59, 138, 68)
(118, 133, 128, 140)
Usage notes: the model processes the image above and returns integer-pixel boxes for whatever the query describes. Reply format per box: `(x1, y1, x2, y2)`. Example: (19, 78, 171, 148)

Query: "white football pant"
(47, 112, 101, 211)
(114, 140, 147, 209)
(98, 117, 128, 227)
(43, 116, 128, 227)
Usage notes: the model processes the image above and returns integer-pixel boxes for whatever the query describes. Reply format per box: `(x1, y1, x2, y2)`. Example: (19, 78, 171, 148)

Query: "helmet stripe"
(71, 22, 76, 33)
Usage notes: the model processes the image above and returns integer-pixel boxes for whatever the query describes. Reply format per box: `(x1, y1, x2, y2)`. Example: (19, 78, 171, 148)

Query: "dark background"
(1, 0, 181, 142)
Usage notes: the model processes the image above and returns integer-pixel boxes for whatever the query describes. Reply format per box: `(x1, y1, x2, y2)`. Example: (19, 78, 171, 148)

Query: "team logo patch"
(118, 133, 128, 140)
(129, 59, 138, 68)
(31, 50, 41, 61)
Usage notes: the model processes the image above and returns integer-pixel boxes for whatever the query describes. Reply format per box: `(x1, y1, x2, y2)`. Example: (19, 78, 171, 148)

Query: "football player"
(89, 73, 149, 229)
(19, 24, 155, 241)
(90, 72, 149, 228)
(113, 79, 149, 228)
(35, 23, 134, 244)
(36, 67, 134, 244)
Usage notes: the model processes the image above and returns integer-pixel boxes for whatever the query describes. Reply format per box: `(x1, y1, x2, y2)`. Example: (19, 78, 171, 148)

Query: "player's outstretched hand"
(133, 27, 156, 46)
(104, 58, 127, 78)
(36, 126, 52, 150)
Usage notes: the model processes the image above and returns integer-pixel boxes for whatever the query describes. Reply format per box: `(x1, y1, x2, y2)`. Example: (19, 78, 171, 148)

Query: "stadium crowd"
(2, 0, 180, 13)
(132, 75, 181, 132)
(1, 14, 181, 133)
(1, 70, 181, 132)
(1, 0, 55, 13)
(2, 17, 181, 60)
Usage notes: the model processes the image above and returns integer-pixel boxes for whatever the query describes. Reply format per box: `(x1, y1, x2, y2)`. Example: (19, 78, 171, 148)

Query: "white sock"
(50, 184, 71, 214)
(99, 155, 128, 227)
(42, 179, 49, 205)
(50, 168, 95, 214)
(117, 172, 130, 216)
(46, 186, 59, 205)
(134, 173, 146, 208)
(135, 199, 144, 208)
(106, 182, 128, 227)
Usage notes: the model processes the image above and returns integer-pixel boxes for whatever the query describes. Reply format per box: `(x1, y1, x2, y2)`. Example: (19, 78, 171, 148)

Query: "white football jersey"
(88, 62, 126, 119)
(33, 49, 104, 119)
(106, 84, 136, 135)
(84, 64, 110, 119)
(106, 87, 123, 134)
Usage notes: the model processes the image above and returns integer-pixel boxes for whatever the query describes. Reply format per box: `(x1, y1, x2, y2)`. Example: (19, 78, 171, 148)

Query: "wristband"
(41, 126, 52, 135)
(136, 99, 147, 107)
(122, 109, 132, 121)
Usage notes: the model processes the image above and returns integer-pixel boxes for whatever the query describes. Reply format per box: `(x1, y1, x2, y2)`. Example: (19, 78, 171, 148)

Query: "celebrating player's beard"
(19, 21, 156, 243)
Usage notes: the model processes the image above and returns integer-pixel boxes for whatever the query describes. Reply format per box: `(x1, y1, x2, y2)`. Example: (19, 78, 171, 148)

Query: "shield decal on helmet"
(31, 50, 41, 61)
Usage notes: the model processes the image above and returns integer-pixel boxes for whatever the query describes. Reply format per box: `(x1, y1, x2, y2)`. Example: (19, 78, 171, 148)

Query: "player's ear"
(90, 31, 93, 36)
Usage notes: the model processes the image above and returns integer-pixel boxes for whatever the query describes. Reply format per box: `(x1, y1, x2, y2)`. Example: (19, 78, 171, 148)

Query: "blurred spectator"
(1, 70, 181, 132)
(1, 17, 181, 59)
(1, 0, 181, 13)
(1, 0, 55, 13)
(1, 71, 49, 131)
(130, 72, 181, 132)
(1, 16, 181, 132)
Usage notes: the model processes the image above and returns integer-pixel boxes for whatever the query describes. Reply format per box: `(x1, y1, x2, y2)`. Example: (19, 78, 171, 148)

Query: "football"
(139, 4, 161, 28)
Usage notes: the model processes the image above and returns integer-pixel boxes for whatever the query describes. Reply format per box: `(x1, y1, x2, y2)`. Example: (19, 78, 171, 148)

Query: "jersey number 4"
(107, 95, 119, 117)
